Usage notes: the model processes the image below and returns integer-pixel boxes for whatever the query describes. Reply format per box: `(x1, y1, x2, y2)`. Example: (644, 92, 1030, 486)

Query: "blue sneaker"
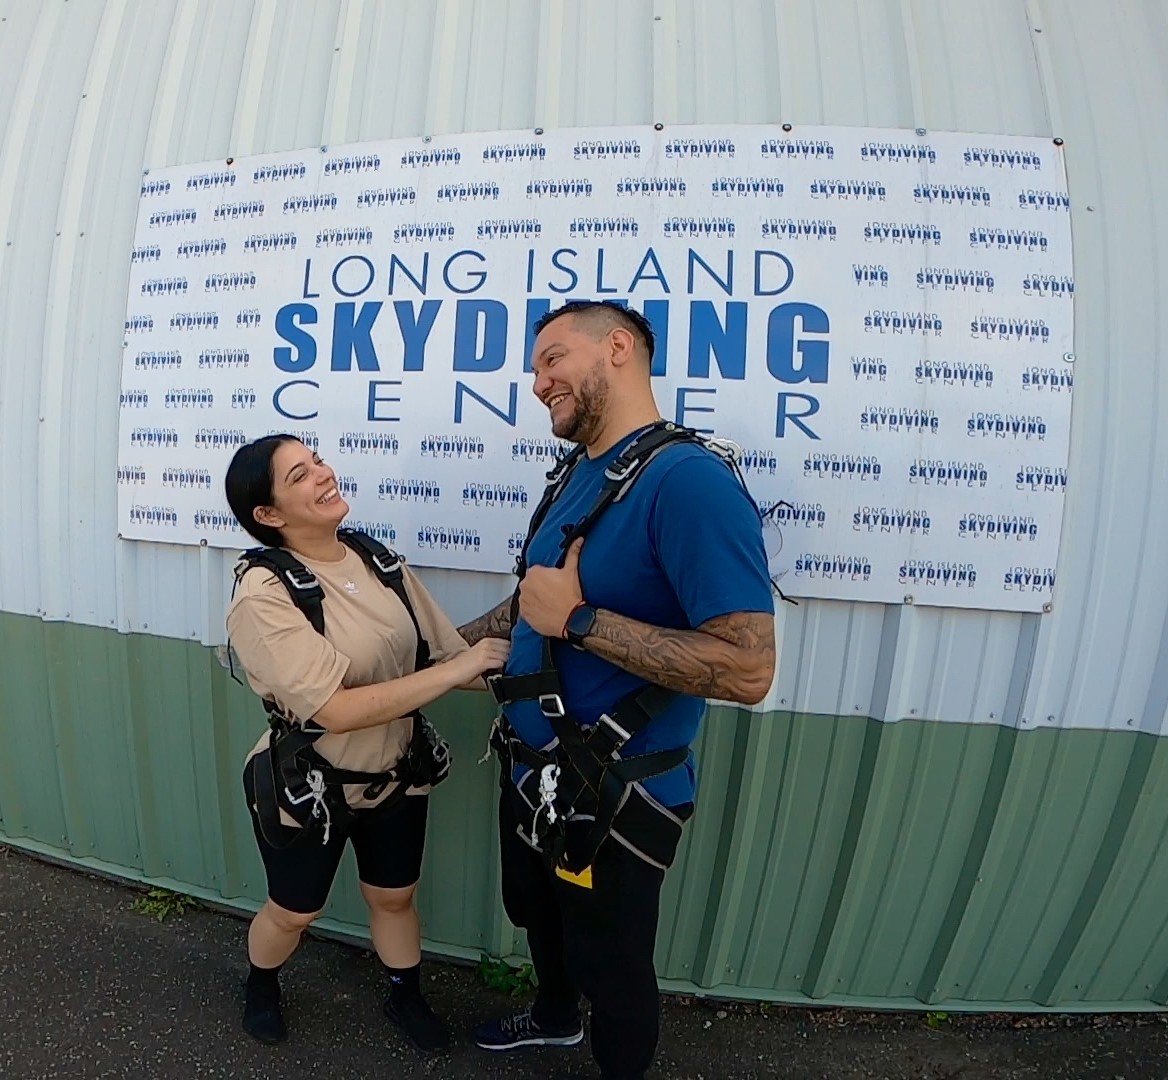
(474, 1006, 584, 1051)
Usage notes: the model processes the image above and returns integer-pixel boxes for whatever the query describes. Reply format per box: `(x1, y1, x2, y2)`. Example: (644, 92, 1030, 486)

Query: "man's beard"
(552, 361, 609, 444)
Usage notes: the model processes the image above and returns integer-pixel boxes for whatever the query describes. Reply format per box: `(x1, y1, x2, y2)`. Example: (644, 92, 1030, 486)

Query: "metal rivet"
(423, 135, 431, 143)
(226, 157, 234, 166)
(903, 594, 914, 605)
(914, 127, 926, 136)
(1062, 352, 1075, 363)
(1053, 137, 1064, 146)
(200, 538, 208, 547)
(534, 127, 544, 135)
(1042, 602, 1052, 613)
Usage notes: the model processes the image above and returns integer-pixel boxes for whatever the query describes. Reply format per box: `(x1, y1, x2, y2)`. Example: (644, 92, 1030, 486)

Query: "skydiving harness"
(232, 528, 451, 849)
(484, 420, 756, 874)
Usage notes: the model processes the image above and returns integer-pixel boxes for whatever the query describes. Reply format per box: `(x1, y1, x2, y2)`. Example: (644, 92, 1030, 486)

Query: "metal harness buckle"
(371, 551, 402, 575)
(539, 693, 567, 719)
(282, 567, 318, 591)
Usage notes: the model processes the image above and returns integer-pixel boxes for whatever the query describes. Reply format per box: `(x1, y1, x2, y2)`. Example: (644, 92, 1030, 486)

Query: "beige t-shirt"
(227, 545, 469, 814)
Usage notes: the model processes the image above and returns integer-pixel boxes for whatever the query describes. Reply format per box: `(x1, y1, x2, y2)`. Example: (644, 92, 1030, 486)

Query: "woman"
(224, 434, 508, 1051)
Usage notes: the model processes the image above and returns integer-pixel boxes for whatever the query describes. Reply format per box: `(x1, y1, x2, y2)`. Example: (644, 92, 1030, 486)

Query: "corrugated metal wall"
(3, 0, 1168, 1009)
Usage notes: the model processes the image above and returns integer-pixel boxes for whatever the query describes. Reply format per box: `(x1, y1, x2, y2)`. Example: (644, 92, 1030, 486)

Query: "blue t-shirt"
(503, 428, 775, 807)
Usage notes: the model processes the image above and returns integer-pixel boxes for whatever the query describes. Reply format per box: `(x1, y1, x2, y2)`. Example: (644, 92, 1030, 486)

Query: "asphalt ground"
(2, 846, 1166, 1079)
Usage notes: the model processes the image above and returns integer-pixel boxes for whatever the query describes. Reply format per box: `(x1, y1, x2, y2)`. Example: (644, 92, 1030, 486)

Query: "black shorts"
(243, 766, 429, 914)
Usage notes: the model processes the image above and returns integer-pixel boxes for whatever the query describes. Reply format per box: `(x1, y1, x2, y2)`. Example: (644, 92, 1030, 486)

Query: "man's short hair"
(533, 300, 656, 365)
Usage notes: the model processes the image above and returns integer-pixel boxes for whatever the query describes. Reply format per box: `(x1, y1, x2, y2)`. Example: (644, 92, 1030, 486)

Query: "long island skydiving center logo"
(118, 124, 1074, 613)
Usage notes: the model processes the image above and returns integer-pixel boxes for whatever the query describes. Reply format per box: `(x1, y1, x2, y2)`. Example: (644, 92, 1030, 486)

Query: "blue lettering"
(454, 381, 519, 426)
(274, 304, 318, 372)
(273, 379, 318, 420)
(688, 302, 747, 379)
(333, 255, 376, 297)
(628, 247, 671, 294)
(675, 387, 716, 433)
(767, 304, 830, 383)
(549, 248, 579, 294)
(394, 300, 442, 372)
(330, 302, 383, 371)
(452, 299, 507, 372)
(368, 380, 402, 422)
(777, 394, 821, 439)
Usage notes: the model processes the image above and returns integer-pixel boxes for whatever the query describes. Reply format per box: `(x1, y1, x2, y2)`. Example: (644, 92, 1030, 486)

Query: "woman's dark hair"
(224, 434, 300, 547)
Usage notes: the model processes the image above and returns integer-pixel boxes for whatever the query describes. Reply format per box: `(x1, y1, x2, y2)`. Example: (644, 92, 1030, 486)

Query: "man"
(459, 300, 776, 1080)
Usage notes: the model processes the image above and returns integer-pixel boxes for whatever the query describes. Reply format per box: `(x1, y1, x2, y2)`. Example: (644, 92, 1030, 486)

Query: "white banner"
(117, 124, 1074, 611)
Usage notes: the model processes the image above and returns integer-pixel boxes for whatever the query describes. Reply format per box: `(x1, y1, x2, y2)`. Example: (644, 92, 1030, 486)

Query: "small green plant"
(131, 887, 190, 923)
(925, 1010, 950, 1030)
(477, 954, 537, 996)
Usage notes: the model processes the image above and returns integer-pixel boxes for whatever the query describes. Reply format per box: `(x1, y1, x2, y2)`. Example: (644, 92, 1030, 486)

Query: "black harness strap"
(337, 528, 432, 673)
(235, 547, 326, 635)
(508, 443, 587, 630)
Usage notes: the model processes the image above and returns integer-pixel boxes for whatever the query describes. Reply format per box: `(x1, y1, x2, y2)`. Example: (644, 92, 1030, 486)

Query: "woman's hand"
(450, 637, 511, 684)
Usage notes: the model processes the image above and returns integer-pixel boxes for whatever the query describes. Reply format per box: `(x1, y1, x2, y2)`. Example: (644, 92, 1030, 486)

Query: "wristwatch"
(563, 603, 598, 648)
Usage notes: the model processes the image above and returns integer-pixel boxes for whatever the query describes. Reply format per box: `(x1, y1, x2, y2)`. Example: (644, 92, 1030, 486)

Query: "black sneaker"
(474, 1006, 584, 1051)
(384, 993, 452, 1053)
(242, 984, 287, 1045)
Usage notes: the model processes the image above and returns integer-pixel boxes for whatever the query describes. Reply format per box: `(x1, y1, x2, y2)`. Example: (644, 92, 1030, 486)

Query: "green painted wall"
(3, 611, 1167, 1010)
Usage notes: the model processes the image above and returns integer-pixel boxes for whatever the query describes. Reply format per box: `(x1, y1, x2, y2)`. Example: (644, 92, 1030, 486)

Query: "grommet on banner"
(534, 127, 544, 135)
(903, 595, 914, 605)
(1042, 602, 1053, 613)
(1063, 352, 1075, 363)
(320, 145, 328, 153)
(423, 135, 432, 143)
(1053, 137, 1064, 146)
(915, 127, 927, 136)
(654, 123, 664, 131)
(200, 538, 208, 547)
(782, 123, 792, 132)
(226, 157, 234, 166)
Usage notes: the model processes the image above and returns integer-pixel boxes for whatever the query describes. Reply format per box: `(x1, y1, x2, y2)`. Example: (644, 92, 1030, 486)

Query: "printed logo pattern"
(118, 124, 1073, 611)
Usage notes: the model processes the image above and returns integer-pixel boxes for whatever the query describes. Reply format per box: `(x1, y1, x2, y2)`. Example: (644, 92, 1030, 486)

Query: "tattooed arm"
(458, 595, 514, 645)
(582, 609, 776, 705)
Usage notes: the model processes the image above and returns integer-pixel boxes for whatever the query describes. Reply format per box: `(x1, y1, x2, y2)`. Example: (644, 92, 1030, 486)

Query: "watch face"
(568, 604, 596, 641)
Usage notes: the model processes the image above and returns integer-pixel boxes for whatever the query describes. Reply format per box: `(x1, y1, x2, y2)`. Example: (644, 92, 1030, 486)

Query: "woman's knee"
(262, 899, 322, 934)
(360, 881, 417, 915)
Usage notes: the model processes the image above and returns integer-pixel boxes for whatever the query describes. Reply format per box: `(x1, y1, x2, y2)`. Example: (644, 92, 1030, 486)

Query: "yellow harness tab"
(554, 864, 594, 889)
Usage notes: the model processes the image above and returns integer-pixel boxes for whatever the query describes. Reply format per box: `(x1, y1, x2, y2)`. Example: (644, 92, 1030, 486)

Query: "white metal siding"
(2, 0, 1166, 735)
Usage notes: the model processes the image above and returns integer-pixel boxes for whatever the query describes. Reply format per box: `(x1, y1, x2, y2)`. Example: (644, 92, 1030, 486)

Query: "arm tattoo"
(585, 610, 776, 705)
(458, 595, 514, 644)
